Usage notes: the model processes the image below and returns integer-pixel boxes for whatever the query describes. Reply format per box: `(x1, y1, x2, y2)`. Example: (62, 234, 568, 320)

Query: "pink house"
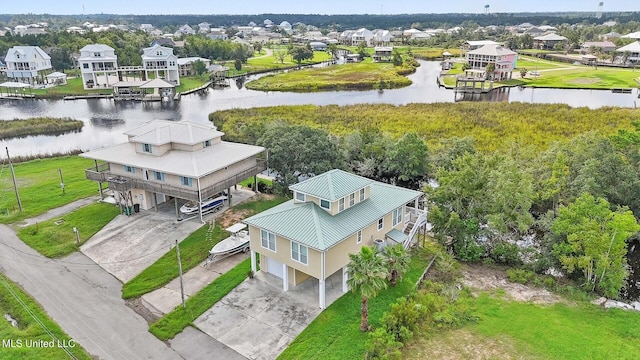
(465, 44, 517, 81)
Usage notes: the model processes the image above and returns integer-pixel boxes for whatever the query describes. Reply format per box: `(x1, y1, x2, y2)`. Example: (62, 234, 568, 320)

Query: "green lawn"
(245, 59, 413, 91)
(149, 257, 252, 340)
(175, 75, 209, 93)
(515, 56, 566, 70)
(279, 251, 432, 359)
(122, 195, 287, 299)
(409, 47, 463, 59)
(223, 49, 333, 75)
(467, 295, 640, 359)
(16, 202, 119, 258)
(238, 176, 273, 189)
(0, 273, 92, 360)
(0, 156, 104, 224)
(515, 67, 640, 89)
(31, 77, 112, 96)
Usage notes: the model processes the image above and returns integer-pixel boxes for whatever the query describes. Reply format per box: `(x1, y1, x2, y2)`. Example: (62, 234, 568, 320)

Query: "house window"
(295, 192, 305, 202)
(153, 171, 165, 181)
(377, 218, 384, 231)
(180, 176, 193, 187)
(357, 230, 362, 244)
(142, 143, 152, 153)
(349, 193, 355, 207)
(392, 207, 403, 227)
(338, 198, 345, 211)
(359, 188, 365, 201)
(291, 241, 308, 265)
(124, 165, 135, 174)
(320, 199, 330, 210)
(94, 52, 101, 57)
(82, 63, 89, 69)
(203, 139, 212, 147)
(261, 230, 276, 251)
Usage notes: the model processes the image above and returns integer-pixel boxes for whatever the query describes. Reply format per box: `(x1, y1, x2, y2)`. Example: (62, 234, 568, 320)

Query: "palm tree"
(485, 62, 496, 80)
(383, 244, 411, 287)
(347, 246, 388, 331)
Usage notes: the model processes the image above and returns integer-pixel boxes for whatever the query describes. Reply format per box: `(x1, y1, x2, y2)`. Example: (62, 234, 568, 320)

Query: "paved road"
(0, 224, 183, 360)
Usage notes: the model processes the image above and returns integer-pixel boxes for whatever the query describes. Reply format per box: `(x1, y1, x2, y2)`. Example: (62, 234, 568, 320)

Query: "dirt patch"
(462, 264, 561, 304)
(216, 193, 276, 228)
(567, 78, 600, 84)
(125, 298, 160, 324)
(405, 328, 530, 360)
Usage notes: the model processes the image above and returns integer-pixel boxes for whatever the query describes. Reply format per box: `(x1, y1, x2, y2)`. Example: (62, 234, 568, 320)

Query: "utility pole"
(5, 147, 22, 212)
(176, 240, 186, 308)
(58, 168, 65, 194)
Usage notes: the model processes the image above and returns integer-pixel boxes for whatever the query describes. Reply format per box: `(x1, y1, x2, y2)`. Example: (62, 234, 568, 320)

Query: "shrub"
(506, 268, 536, 284)
(382, 297, 423, 342)
(366, 328, 403, 360)
(490, 242, 522, 265)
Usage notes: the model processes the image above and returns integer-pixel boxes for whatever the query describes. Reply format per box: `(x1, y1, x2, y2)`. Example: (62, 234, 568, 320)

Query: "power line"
(0, 276, 78, 359)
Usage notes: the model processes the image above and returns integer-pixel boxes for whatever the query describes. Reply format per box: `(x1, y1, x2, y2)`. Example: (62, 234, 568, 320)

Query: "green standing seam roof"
(385, 228, 408, 244)
(244, 180, 422, 251)
(289, 169, 373, 201)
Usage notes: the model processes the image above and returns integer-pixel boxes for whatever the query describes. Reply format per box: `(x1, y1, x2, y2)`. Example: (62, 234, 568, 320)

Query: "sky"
(1, 0, 639, 15)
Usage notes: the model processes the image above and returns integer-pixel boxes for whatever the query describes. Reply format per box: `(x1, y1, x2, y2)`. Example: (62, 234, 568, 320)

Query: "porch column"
(228, 187, 232, 207)
(250, 250, 257, 273)
(153, 192, 157, 212)
(342, 266, 348, 293)
(254, 174, 259, 193)
(174, 197, 179, 218)
(282, 264, 289, 291)
(414, 198, 419, 210)
(319, 279, 326, 309)
(94, 160, 104, 200)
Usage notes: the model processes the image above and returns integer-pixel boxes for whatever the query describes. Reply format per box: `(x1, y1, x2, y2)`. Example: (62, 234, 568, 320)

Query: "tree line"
(211, 103, 640, 299)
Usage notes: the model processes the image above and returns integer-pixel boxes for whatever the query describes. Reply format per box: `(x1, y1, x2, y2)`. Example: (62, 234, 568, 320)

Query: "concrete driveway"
(194, 273, 333, 360)
(80, 210, 201, 282)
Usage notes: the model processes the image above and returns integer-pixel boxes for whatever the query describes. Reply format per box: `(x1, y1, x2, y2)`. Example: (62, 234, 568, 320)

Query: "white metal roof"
(5, 46, 50, 62)
(177, 57, 210, 65)
(0, 82, 31, 88)
(80, 138, 264, 178)
(80, 44, 114, 53)
(617, 41, 640, 53)
(123, 120, 223, 145)
(534, 33, 567, 41)
(467, 44, 516, 56)
(46, 72, 67, 78)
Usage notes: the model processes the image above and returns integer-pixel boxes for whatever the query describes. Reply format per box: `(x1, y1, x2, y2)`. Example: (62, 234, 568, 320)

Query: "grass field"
(405, 294, 640, 360)
(211, 103, 640, 152)
(0, 273, 91, 360)
(174, 75, 209, 93)
(223, 49, 333, 75)
(279, 251, 432, 359)
(245, 59, 413, 91)
(31, 77, 112, 96)
(0, 156, 103, 224)
(16, 202, 120, 258)
(515, 66, 640, 89)
(122, 195, 287, 299)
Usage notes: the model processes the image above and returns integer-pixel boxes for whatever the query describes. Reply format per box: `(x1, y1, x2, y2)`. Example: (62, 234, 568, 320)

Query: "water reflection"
(1, 61, 639, 157)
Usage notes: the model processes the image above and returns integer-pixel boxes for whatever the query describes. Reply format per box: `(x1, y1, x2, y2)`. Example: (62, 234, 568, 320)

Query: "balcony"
(85, 159, 267, 201)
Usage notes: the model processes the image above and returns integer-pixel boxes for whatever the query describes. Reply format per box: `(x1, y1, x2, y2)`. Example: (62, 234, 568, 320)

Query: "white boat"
(207, 223, 250, 263)
(180, 194, 227, 215)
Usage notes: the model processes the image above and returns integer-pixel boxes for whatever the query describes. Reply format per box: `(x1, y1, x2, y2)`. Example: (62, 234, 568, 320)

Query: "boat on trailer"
(180, 193, 227, 215)
(206, 223, 250, 264)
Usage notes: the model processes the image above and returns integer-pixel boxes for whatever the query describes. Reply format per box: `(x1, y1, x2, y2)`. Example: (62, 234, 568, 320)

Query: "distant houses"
(533, 33, 568, 50)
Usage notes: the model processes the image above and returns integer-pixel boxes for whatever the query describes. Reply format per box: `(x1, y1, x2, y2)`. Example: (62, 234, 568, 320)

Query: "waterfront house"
(78, 44, 118, 89)
(533, 33, 568, 50)
(465, 44, 517, 81)
(616, 41, 640, 64)
(243, 169, 426, 308)
(3, 46, 52, 85)
(373, 46, 393, 62)
(177, 57, 211, 76)
(580, 41, 617, 54)
(81, 120, 266, 222)
(142, 44, 179, 85)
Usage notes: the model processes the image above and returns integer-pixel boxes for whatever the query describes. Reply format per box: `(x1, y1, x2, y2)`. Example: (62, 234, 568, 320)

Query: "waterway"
(1, 61, 639, 157)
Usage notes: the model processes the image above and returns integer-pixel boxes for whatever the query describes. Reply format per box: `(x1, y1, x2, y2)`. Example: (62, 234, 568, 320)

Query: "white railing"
(404, 210, 427, 249)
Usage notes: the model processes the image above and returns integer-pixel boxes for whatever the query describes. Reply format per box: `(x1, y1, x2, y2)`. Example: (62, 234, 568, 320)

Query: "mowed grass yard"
(246, 60, 412, 91)
(516, 66, 640, 89)
(0, 156, 103, 224)
(404, 294, 640, 360)
(31, 77, 112, 96)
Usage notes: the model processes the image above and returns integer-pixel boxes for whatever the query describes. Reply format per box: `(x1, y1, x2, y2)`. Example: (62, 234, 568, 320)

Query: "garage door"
(266, 257, 283, 279)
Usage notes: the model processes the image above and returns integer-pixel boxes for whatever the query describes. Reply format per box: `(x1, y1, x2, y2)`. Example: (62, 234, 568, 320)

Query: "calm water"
(1, 61, 639, 157)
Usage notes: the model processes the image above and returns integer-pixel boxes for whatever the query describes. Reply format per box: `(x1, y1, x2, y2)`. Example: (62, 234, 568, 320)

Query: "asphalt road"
(0, 224, 183, 360)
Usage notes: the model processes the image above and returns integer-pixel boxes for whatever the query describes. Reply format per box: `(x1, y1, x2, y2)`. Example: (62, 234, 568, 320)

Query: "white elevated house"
(142, 44, 179, 85)
(81, 120, 267, 222)
(78, 44, 118, 89)
(616, 41, 640, 64)
(463, 40, 500, 51)
(177, 57, 211, 76)
(372, 29, 393, 46)
(3, 46, 52, 85)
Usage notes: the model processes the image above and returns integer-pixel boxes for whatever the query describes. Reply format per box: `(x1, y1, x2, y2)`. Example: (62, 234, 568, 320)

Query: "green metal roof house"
(243, 169, 427, 309)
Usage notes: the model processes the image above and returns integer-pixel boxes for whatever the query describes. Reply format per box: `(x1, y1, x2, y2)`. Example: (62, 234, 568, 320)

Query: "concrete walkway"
(142, 252, 248, 315)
